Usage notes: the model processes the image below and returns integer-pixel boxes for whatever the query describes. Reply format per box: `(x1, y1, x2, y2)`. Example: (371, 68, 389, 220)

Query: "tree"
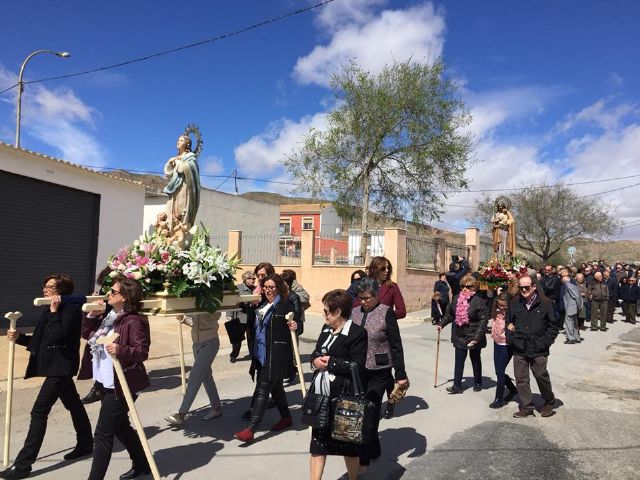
(284, 59, 472, 259)
(469, 184, 620, 264)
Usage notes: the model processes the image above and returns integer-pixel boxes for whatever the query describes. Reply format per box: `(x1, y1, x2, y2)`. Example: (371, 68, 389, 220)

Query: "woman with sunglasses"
(437, 275, 489, 394)
(234, 273, 297, 443)
(87, 277, 151, 480)
(1, 274, 92, 480)
(352, 277, 408, 473)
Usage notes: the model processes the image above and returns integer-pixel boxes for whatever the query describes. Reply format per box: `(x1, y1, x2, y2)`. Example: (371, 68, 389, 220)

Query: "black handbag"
(224, 316, 246, 344)
(331, 362, 376, 444)
(301, 372, 331, 429)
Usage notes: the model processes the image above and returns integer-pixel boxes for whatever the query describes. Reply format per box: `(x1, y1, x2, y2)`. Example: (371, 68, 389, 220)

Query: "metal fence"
(208, 234, 229, 253)
(240, 235, 280, 265)
(279, 237, 302, 266)
(314, 234, 350, 265)
(447, 242, 468, 259)
(406, 236, 437, 270)
(479, 241, 493, 264)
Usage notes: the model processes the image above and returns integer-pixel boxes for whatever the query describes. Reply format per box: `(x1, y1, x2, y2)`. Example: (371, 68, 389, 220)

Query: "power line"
(0, 83, 18, 96)
(577, 180, 640, 199)
(0, 0, 336, 94)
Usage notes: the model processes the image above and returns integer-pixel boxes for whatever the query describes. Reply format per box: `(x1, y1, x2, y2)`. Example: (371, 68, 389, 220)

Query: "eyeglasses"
(461, 285, 475, 289)
(263, 285, 277, 290)
(109, 288, 121, 296)
(358, 295, 374, 302)
(519, 285, 533, 291)
(323, 308, 334, 316)
(256, 273, 267, 279)
(43, 284, 57, 291)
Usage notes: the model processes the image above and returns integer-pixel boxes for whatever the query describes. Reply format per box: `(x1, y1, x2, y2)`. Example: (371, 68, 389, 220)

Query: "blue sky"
(2, 0, 639, 238)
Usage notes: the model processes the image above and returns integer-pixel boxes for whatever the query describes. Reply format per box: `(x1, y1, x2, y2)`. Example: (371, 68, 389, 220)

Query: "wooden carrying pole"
(176, 316, 186, 395)
(434, 329, 441, 388)
(34, 295, 105, 307)
(4, 311, 22, 467)
(96, 333, 160, 480)
(286, 312, 306, 397)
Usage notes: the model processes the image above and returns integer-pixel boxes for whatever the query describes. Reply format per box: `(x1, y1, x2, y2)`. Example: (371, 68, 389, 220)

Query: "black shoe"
(446, 386, 463, 394)
(0, 466, 31, 479)
(119, 466, 151, 480)
(63, 445, 93, 460)
(383, 403, 395, 419)
(229, 356, 237, 363)
(600, 327, 608, 332)
(267, 399, 276, 409)
(504, 388, 517, 403)
(590, 328, 599, 331)
(564, 339, 577, 344)
(241, 409, 251, 420)
(489, 399, 506, 409)
(81, 385, 104, 405)
(473, 384, 482, 392)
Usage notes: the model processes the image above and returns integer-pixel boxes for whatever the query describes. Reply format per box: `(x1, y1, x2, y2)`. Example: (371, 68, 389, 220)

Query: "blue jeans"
(493, 343, 514, 400)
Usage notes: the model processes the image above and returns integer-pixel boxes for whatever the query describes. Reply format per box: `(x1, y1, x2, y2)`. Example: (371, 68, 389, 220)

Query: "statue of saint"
(491, 198, 516, 258)
(163, 132, 201, 233)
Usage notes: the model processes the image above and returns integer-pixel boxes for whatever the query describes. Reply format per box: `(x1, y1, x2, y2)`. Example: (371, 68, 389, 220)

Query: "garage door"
(0, 170, 100, 328)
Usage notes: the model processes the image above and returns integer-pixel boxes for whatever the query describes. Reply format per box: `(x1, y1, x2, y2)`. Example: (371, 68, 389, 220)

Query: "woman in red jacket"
(86, 277, 151, 480)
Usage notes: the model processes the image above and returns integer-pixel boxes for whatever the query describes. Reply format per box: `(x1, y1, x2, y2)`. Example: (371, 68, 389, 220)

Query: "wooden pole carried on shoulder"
(3, 311, 22, 467)
(434, 329, 441, 388)
(96, 333, 160, 480)
(286, 312, 306, 397)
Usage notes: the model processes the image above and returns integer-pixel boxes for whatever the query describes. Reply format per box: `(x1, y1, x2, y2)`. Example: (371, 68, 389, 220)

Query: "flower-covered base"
(141, 292, 260, 317)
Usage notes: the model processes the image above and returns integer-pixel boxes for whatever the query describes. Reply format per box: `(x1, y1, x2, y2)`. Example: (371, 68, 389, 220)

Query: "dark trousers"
(360, 368, 393, 466)
(513, 354, 555, 411)
(14, 376, 92, 471)
(453, 346, 482, 388)
(591, 300, 607, 329)
(88, 391, 147, 480)
(623, 302, 637, 323)
(247, 371, 290, 432)
(493, 343, 515, 400)
(231, 324, 249, 359)
(607, 297, 618, 323)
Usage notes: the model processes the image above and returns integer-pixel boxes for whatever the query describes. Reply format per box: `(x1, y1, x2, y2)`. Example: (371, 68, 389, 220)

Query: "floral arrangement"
(478, 256, 529, 289)
(102, 225, 240, 313)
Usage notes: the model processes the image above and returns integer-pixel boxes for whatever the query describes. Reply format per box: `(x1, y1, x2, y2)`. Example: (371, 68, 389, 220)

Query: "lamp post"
(15, 49, 70, 147)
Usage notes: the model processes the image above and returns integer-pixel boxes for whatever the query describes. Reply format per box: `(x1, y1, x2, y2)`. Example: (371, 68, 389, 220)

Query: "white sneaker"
(165, 413, 185, 426)
(203, 408, 222, 420)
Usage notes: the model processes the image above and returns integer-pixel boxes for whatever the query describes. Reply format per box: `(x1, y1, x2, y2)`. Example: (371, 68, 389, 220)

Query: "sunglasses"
(519, 285, 533, 291)
(323, 308, 334, 316)
(109, 288, 121, 296)
(461, 285, 475, 289)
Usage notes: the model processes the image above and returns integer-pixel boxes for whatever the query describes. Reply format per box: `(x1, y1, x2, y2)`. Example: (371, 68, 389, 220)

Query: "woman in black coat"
(437, 275, 489, 394)
(2, 274, 93, 480)
(234, 274, 297, 443)
(309, 289, 367, 480)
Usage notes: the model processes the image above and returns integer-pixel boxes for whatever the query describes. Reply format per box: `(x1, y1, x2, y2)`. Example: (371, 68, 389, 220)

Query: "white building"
(0, 142, 145, 326)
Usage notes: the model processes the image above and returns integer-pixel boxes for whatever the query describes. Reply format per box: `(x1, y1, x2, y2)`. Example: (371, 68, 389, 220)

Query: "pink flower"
(135, 256, 149, 267)
(160, 251, 170, 263)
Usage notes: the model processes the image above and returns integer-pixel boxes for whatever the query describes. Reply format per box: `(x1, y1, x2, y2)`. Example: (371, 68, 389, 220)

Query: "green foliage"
(284, 59, 473, 229)
(469, 184, 620, 263)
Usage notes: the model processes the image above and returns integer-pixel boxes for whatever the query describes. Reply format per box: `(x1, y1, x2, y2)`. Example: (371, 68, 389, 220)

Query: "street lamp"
(15, 49, 71, 147)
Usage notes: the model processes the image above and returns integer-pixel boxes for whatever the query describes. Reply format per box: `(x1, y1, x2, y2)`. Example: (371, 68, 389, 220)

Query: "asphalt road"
(0, 313, 638, 480)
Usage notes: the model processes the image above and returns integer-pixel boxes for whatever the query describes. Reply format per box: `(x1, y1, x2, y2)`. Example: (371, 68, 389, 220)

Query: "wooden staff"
(96, 333, 160, 480)
(434, 329, 441, 388)
(34, 295, 105, 307)
(3, 311, 22, 467)
(286, 312, 306, 397)
(176, 315, 186, 395)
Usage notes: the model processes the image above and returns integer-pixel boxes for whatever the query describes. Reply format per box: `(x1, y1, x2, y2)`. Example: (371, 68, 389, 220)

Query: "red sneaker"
(233, 428, 254, 443)
(271, 416, 293, 431)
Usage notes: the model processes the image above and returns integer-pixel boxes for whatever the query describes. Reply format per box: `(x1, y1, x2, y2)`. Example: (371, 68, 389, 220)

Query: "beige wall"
(1, 143, 145, 272)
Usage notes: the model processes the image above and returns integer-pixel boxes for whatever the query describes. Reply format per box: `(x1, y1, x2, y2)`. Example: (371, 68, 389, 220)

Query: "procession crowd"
(0, 256, 634, 480)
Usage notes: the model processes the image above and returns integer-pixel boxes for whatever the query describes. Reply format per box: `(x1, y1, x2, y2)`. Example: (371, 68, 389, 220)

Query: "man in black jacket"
(506, 274, 558, 419)
(540, 265, 562, 327)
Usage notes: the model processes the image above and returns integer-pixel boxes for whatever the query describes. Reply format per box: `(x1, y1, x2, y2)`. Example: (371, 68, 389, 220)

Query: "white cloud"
(558, 98, 637, 133)
(234, 112, 327, 176)
(294, 2, 445, 86)
(201, 155, 225, 176)
(0, 65, 107, 167)
(315, 0, 387, 32)
(607, 72, 624, 89)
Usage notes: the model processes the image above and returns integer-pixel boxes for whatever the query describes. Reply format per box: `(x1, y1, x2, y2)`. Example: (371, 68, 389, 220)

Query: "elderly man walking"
(562, 274, 582, 344)
(588, 272, 609, 332)
(506, 274, 559, 418)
